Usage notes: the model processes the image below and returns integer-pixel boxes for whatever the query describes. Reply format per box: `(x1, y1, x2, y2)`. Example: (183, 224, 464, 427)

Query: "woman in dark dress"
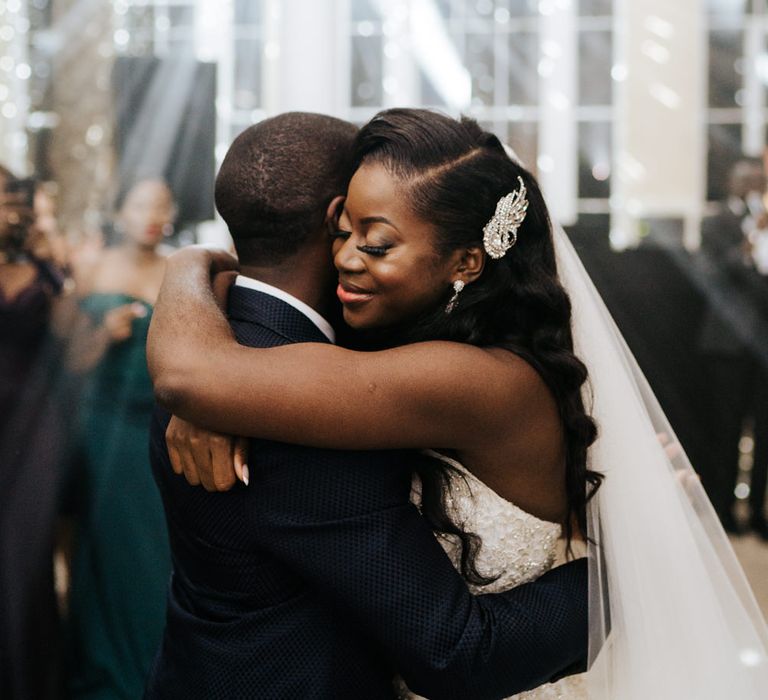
(0, 167, 69, 700)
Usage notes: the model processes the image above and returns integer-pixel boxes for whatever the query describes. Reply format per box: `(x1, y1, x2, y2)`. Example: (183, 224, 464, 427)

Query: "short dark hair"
(215, 112, 358, 265)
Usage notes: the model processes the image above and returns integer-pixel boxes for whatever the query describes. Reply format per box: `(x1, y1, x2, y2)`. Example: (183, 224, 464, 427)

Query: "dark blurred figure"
(697, 158, 768, 537)
(0, 167, 70, 699)
(65, 179, 174, 700)
(565, 221, 712, 497)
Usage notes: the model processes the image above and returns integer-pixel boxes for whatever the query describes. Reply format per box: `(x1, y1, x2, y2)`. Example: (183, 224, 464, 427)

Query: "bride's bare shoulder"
(382, 341, 551, 428)
(482, 345, 549, 396)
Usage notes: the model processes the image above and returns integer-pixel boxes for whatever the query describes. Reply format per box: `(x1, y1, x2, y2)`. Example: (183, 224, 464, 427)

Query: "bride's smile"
(332, 161, 482, 330)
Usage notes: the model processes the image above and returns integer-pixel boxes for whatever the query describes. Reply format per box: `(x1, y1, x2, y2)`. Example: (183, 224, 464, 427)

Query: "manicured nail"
(241, 465, 249, 486)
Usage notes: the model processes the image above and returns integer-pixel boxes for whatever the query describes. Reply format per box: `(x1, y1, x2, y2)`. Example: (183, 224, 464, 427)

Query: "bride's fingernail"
(241, 465, 249, 486)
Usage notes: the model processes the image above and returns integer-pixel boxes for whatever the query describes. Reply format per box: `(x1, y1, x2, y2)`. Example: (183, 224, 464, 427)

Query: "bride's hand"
(165, 415, 249, 491)
(147, 246, 238, 394)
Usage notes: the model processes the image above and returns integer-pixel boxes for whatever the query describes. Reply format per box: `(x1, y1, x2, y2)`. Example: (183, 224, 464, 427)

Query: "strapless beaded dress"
(399, 450, 587, 700)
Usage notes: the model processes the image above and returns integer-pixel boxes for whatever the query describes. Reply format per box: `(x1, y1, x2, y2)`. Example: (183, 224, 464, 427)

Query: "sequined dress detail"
(400, 450, 587, 699)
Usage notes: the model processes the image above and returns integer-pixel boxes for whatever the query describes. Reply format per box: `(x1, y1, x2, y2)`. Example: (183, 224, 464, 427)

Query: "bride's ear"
(453, 245, 485, 284)
(324, 195, 346, 231)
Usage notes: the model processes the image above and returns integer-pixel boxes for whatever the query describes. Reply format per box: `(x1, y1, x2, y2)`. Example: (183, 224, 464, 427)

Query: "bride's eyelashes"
(357, 243, 392, 257)
(330, 229, 392, 257)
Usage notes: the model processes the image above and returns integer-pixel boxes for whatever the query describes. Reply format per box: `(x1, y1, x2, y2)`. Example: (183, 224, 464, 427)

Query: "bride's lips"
(337, 282, 375, 305)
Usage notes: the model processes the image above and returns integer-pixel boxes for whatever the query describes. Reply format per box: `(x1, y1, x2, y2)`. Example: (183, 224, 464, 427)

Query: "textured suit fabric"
(145, 285, 588, 700)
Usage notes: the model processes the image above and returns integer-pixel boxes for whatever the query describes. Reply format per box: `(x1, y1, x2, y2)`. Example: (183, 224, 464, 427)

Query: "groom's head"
(215, 112, 358, 266)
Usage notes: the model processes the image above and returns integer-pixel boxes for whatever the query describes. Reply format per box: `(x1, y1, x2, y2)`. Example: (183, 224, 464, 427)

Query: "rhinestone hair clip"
(482, 176, 529, 259)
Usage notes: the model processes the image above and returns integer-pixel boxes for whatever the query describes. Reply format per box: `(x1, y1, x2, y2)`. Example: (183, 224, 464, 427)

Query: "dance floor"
(731, 534, 768, 619)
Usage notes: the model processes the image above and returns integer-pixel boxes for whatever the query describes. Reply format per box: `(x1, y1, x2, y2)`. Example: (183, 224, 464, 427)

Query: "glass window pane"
(230, 122, 248, 144)
(578, 121, 612, 199)
(507, 31, 538, 106)
(234, 39, 262, 110)
(460, 0, 497, 20)
(507, 121, 539, 175)
(352, 0, 380, 22)
(168, 5, 195, 29)
(351, 35, 383, 107)
(579, 31, 613, 106)
(504, 0, 539, 17)
(125, 33, 155, 56)
(708, 123, 743, 201)
(124, 7, 155, 35)
(433, 0, 452, 19)
(706, 0, 747, 17)
(234, 0, 262, 25)
(579, 0, 613, 15)
(420, 67, 448, 107)
(166, 37, 196, 56)
(708, 30, 743, 108)
(466, 32, 496, 105)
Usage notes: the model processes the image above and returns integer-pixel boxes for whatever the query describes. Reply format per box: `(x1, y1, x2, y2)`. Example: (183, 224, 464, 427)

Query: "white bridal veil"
(550, 226, 768, 698)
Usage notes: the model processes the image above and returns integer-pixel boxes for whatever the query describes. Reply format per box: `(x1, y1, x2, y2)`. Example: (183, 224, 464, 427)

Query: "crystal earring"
(445, 279, 465, 314)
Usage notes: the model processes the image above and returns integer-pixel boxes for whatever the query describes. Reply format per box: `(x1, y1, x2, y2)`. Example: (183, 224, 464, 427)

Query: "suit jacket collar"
(227, 285, 333, 345)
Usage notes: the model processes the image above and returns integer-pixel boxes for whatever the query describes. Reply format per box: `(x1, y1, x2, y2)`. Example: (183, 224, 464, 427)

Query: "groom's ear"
(324, 195, 346, 231)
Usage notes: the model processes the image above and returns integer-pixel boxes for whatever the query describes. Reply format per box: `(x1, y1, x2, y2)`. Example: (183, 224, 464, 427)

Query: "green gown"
(68, 293, 170, 700)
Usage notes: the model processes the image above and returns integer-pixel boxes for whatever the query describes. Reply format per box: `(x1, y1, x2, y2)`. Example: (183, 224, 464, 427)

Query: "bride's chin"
(342, 308, 376, 329)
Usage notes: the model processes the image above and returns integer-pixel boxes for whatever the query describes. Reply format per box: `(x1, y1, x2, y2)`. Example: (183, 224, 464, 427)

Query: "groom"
(146, 113, 588, 699)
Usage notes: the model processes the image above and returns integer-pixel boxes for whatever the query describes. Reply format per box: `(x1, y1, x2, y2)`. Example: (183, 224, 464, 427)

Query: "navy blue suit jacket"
(146, 285, 588, 699)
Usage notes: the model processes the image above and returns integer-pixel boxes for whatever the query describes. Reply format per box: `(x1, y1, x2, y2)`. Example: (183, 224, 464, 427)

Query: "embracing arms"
(148, 247, 541, 452)
(151, 408, 587, 699)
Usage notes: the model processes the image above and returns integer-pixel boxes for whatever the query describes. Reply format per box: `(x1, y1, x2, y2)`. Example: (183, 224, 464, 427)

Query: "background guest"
(697, 158, 768, 536)
(0, 165, 70, 700)
(65, 178, 175, 699)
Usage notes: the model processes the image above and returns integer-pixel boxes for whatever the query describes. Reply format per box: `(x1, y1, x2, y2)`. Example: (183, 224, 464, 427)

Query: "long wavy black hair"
(351, 108, 601, 584)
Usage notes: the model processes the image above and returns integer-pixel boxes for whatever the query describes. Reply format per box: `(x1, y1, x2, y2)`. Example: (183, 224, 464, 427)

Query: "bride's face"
(332, 162, 459, 329)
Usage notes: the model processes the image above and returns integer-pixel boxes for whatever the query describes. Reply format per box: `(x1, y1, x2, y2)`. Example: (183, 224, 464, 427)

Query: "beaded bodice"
(401, 451, 587, 700)
(416, 450, 561, 594)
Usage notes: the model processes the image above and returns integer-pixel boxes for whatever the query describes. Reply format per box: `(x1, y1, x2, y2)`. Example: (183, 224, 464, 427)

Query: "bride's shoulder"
(482, 346, 547, 393)
(400, 341, 546, 400)
(370, 340, 548, 427)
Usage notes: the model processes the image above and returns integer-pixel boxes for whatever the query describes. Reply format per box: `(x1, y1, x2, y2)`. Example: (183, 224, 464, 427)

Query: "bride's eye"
(330, 229, 351, 240)
(357, 244, 392, 257)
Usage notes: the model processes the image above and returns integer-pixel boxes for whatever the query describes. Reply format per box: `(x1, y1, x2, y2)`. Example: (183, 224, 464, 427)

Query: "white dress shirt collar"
(234, 275, 336, 343)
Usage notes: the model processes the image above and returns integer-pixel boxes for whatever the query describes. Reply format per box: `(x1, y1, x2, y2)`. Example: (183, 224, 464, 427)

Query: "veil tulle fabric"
(550, 225, 768, 697)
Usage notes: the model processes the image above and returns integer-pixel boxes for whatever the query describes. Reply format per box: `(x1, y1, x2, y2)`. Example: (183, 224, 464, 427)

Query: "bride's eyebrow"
(359, 215, 401, 233)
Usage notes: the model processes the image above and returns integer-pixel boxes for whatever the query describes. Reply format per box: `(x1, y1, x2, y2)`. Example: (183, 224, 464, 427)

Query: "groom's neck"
(239, 257, 332, 318)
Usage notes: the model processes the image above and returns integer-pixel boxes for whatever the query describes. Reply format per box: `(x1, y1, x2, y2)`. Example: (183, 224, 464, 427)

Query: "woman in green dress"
(67, 179, 175, 699)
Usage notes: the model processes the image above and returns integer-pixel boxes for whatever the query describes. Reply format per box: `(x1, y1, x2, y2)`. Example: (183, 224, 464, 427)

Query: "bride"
(148, 108, 768, 698)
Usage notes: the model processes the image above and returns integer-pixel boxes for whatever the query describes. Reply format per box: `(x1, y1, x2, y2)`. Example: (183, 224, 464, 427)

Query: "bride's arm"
(148, 248, 535, 452)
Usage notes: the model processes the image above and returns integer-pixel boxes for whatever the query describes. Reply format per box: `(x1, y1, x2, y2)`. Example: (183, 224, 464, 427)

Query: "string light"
(113, 29, 130, 47)
(85, 124, 104, 147)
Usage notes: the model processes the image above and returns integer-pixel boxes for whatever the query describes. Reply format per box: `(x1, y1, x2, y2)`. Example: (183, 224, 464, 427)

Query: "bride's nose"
(333, 237, 366, 274)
